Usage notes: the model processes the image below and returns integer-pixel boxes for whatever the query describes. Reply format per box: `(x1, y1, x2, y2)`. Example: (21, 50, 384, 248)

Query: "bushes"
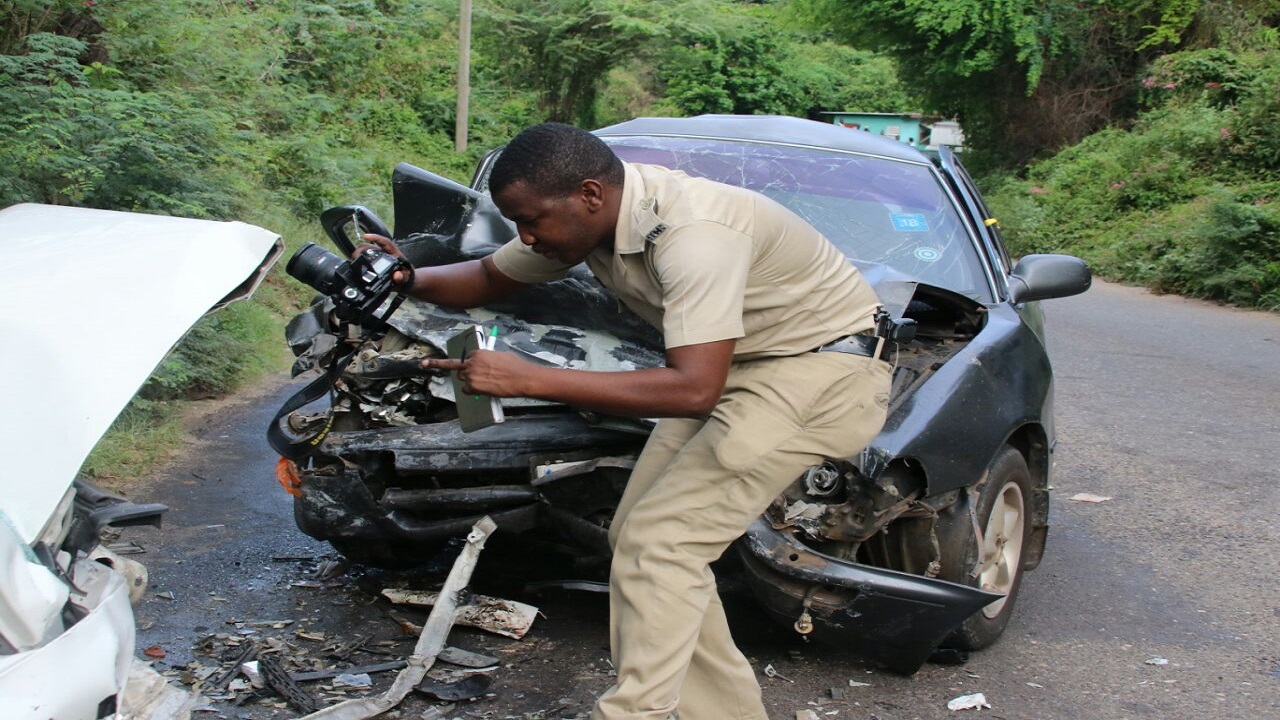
(987, 65, 1280, 309)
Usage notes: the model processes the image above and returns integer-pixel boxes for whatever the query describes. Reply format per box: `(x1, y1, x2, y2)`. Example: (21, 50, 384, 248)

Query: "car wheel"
(328, 538, 443, 569)
(942, 444, 1033, 650)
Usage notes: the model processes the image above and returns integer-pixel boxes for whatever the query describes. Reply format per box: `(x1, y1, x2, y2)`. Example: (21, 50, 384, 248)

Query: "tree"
(475, 0, 667, 127)
(794, 0, 1208, 167)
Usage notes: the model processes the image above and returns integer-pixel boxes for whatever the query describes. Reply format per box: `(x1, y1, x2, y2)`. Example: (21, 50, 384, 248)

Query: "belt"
(814, 333, 882, 359)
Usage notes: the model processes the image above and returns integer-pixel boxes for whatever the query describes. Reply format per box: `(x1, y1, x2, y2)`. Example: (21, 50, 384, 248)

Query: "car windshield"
(601, 135, 992, 302)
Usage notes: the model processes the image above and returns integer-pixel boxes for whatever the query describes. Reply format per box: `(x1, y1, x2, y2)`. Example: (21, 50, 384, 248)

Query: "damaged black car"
(271, 115, 1091, 674)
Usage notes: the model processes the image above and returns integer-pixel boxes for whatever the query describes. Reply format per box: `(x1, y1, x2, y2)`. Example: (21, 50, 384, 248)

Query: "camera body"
(286, 242, 412, 325)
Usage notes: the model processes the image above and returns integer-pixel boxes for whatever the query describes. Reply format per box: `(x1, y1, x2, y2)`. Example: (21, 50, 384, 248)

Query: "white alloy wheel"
(976, 480, 1025, 618)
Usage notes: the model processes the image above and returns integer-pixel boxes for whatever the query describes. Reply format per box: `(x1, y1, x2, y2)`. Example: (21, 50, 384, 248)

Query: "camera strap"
(266, 348, 358, 462)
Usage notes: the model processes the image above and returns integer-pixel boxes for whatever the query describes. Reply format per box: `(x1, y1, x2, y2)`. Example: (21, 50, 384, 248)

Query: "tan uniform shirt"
(492, 162, 881, 360)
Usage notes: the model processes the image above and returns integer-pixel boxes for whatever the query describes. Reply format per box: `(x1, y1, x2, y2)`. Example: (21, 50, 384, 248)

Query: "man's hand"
(423, 350, 532, 398)
(353, 233, 412, 288)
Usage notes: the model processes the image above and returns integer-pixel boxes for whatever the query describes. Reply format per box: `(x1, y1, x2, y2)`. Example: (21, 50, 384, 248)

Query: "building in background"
(821, 112, 965, 152)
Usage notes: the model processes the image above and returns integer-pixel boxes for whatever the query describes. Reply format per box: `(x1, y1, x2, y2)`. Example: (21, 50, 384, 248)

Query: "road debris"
(415, 673, 493, 701)
(763, 664, 794, 683)
(946, 692, 990, 711)
(438, 646, 500, 669)
(119, 658, 208, 720)
(334, 673, 374, 688)
(260, 650, 319, 713)
(240, 660, 264, 688)
(848, 680, 871, 688)
(795, 710, 820, 720)
(293, 661, 409, 683)
(143, 644, 166, 659)
(381, 588, 538, 639)
(294, 516, 497, 720)
(1068, 493, 1113, 503)
(1145, 657, 1169, 666)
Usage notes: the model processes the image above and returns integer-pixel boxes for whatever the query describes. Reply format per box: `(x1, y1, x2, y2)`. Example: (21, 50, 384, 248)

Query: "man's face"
(493, 179, 610, 265)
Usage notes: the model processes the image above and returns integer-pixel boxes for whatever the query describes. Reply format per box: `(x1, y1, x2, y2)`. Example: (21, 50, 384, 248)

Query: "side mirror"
(1007, 254, 1092, 304)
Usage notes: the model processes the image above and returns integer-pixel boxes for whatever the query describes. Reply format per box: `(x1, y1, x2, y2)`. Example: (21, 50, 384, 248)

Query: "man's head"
(489, 123, 624, 265)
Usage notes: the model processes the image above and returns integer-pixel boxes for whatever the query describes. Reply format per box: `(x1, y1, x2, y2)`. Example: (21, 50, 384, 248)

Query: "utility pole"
(455, 0, 473, 153)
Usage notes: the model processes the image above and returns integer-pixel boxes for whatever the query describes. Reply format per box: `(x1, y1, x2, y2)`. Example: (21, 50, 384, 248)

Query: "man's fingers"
(352, 234, 405, 260)
(422, 358, 464, 372)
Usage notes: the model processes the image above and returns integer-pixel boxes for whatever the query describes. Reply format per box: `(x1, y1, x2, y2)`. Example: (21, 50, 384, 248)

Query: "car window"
(601, 136, 993, 302)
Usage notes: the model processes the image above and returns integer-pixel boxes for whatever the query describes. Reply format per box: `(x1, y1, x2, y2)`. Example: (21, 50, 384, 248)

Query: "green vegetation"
(985, 13, 1280, 310)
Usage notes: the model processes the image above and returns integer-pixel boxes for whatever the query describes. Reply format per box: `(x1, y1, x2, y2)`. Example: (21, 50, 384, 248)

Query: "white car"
(0, 204, 281, 719)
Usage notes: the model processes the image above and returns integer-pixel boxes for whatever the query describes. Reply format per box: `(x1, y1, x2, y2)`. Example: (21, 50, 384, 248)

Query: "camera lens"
(286, 242, 346, 295)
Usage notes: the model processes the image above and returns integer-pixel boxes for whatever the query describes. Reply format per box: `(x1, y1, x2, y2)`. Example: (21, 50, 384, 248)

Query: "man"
(362, 123, 891, 720)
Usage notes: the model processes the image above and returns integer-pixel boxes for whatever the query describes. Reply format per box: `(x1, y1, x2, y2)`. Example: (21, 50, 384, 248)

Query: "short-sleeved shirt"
(492, 162, 882, 361)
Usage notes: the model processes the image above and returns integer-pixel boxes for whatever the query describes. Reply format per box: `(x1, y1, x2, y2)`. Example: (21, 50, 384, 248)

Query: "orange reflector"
(276, 457, 303, 497)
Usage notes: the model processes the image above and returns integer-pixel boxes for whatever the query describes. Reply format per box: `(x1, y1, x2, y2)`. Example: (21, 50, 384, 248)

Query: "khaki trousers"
(592, 352, 891, 720)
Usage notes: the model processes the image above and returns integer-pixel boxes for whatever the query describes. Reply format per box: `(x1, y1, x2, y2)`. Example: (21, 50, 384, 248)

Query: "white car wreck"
(0, 204, 281, 719)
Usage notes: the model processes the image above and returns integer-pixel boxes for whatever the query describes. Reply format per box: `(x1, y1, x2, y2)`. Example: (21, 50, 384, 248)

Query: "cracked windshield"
(607, 137, 989, 301)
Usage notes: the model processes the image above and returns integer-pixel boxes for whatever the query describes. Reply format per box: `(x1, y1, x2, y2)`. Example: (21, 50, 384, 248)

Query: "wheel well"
(1003, 424, 1050, 571)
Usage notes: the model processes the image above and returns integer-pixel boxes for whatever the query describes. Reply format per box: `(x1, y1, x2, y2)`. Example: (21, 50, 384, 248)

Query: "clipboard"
(446, 325, 505, 432)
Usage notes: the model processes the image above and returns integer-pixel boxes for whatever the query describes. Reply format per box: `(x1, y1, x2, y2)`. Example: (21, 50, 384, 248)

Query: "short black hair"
(489, 123, 624, 197)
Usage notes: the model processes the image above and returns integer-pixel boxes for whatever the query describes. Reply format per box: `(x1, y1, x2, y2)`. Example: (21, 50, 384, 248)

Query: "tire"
(942, 445, 1033, 651)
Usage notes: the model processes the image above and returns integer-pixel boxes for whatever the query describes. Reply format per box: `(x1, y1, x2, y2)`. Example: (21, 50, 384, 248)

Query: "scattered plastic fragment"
(144, 645, 166, 659)
(334, 673, 374, 688)
(240, 660, 264, 688)
(1068, 493, 1112, 503)
(946, 692, 990, 711)
(438, 647, 500, 669)
(795, 710, 819, 720)
(414, 674, 492, 701)
(119, 658, 209, 720)
(763, 664, 794, 683)
(155, 591, 175, 600)
(848, 680, 871, 688)
(1026, 682, 1043, 688)
(382, 588, 538, 639)
(1145, 657, 1169, 666)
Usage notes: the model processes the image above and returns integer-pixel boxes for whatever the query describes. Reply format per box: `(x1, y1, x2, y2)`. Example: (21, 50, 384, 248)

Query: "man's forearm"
(520, 365, 722, 418)
(405, 258, 518, 308)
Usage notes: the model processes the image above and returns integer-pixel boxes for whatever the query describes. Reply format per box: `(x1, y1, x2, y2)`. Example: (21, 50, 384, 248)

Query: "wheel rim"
(976, 481, 1025, 618)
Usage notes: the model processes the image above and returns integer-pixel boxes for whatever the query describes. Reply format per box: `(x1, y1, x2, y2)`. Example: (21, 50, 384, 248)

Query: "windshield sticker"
(913, 246, 942, 262)
(891, 213, 929, 232)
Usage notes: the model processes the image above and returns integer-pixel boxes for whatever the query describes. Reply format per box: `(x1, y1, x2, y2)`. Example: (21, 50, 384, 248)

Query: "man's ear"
(579, 179, 606, 211)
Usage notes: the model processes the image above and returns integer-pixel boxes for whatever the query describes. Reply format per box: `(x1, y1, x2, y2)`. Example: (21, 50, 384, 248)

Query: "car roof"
(594, 114, 930, 164)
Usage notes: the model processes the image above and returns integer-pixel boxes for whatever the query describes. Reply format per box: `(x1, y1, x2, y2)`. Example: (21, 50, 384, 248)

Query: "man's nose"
(517, 227, 536, 246)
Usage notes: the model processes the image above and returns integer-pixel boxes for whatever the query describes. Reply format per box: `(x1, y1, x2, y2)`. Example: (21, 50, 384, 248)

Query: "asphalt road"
(129, 279, 1280, 720)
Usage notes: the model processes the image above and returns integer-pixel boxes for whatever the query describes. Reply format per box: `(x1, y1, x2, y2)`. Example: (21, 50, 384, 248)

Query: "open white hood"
(0, 204, 283, 544)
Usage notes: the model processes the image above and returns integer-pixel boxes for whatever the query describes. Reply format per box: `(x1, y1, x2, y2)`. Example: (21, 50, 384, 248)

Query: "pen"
(485, 325, 498, 351)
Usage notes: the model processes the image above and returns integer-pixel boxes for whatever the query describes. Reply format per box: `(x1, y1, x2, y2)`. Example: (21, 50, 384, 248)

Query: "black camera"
(286, 242, 413, 325)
